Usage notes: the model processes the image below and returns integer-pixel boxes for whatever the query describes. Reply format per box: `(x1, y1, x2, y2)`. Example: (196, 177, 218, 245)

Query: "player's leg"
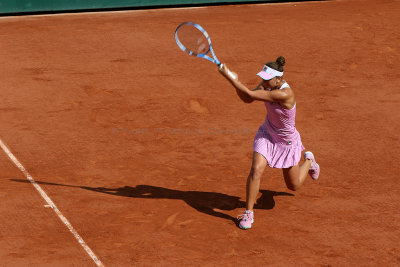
(283, 151, 320, 190)
(282, 158, 311, 191)
(238, 152, 268, 229)
(246, 152, 268, 210)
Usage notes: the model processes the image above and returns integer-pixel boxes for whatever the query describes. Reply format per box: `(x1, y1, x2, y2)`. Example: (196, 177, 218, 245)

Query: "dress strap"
(279, 82, 290, 90)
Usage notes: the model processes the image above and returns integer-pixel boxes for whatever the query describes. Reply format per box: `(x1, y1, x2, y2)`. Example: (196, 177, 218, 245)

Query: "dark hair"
(266, 56, 286, 72)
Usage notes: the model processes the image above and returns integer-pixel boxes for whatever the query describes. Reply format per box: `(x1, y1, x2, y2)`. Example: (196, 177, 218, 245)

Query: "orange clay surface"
(0, 0, 399, 265)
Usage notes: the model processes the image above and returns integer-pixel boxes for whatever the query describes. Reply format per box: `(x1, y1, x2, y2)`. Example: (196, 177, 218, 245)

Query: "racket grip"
(219, 63, 238, 80)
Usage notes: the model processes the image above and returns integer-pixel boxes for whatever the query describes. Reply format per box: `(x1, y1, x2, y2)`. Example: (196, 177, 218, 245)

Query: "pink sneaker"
(237, 210, 254, 229)
(304, 151, 320, 180)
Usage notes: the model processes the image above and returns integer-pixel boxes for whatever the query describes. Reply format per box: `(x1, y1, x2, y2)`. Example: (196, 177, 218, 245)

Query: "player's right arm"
(219, 64, 289, 104)
(233, 80, 263, 104)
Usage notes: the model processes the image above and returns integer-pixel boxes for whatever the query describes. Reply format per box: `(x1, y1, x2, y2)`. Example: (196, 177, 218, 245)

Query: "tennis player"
(219, 57, 320, 229)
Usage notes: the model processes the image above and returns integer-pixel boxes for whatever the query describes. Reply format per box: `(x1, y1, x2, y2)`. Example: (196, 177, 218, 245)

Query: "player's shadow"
(10, 179, 294, 223)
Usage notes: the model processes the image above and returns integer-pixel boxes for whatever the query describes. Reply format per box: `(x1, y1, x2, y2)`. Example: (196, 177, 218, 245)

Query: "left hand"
(218, 64, 238, 80)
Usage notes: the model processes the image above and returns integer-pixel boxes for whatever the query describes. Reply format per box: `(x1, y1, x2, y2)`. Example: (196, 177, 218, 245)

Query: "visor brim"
(257, 71, 275, 80)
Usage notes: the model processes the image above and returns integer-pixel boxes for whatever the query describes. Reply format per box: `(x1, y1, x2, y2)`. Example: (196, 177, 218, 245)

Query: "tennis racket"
(174, 21, 237, 80)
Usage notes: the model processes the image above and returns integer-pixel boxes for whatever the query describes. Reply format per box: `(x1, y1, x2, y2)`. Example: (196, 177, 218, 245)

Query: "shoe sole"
(311, 163, 320, 180)
(238, 219, 254, 230)
(305, 151, 320, 180)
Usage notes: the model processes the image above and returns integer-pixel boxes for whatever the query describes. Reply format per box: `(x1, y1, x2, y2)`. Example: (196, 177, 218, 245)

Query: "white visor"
(257, 65, 283, 80)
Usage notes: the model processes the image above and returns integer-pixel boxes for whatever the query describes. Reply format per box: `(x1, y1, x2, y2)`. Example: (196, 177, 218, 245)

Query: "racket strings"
(177, 25, 210, 55)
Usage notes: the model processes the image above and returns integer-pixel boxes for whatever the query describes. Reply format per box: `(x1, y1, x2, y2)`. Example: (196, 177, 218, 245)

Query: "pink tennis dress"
(253, 82, 305, 168)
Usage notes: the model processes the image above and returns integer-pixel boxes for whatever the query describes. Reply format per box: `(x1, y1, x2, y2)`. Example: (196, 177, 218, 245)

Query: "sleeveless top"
(260, 82, 300, 145)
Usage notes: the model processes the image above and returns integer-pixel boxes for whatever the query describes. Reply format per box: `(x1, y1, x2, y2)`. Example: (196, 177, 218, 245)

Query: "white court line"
(0, 138, 104, 267)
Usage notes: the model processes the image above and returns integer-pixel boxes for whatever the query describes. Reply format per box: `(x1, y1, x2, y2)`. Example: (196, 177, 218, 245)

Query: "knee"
(286, 183, 300, 191)
(250, 164, 264, 179)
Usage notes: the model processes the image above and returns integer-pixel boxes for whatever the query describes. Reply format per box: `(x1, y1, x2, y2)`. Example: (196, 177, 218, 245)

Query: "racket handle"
(219, 63, 238, 80)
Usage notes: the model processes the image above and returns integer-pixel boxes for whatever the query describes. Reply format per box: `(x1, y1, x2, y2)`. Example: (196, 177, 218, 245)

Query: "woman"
(219, 56, 320, 230)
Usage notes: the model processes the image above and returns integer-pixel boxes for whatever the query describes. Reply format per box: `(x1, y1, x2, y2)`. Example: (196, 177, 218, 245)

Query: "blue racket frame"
(175, 21, 221, 66)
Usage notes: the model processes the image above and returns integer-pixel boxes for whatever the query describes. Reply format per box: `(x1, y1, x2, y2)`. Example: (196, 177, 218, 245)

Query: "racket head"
(175, 22, 220, 65)
(175, 22, 211, 56)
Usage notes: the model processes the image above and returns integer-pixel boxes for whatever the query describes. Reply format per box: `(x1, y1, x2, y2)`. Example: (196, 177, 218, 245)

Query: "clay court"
(0, 0, 399, 265)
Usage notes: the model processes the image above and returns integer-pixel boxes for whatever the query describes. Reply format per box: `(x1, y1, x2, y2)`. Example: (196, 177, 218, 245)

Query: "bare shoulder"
(281, 86, 294, 96)
(279, 86, 296, 109)
(270, 86, 293, 99)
